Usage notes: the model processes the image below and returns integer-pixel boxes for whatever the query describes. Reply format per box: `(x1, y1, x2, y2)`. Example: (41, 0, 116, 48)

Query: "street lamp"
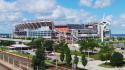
(71, 29, 79, 70)
(53, 44, 58, 69)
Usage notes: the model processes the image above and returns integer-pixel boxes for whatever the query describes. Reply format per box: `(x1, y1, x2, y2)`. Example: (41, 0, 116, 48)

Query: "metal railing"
(0, 52, 32, 70)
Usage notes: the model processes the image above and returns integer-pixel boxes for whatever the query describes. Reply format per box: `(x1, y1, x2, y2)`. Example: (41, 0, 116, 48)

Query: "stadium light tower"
(99, 16, 111, 42)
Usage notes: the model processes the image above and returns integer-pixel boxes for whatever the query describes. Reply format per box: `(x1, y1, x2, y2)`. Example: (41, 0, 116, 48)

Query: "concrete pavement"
(78, 60, 125, 70)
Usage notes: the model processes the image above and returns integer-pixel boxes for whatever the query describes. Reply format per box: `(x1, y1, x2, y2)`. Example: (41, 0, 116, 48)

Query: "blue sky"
(0, 0, 125, 34)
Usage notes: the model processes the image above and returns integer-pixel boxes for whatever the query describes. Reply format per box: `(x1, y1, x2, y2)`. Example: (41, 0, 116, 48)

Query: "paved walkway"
(78, 60, 125, 70)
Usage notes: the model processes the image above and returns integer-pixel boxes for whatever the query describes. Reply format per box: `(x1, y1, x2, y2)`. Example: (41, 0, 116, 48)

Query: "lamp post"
(52, 44, 58, 69)
(27, 53, 30, 70)
(71, 29, 79, 70)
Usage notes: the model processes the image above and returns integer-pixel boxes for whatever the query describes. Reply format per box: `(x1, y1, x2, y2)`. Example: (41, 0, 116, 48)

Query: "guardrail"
(0, 51, 32, 70)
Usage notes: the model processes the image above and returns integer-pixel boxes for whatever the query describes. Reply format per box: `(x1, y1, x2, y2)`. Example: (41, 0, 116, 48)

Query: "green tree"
(64, 44, 72, 65)
(58, 42, 66, 63)
(99, 53, 111, 62)
(27, 38, 44, 48)
(73, 55, 79, 67)
(43, 40, 54, 51)
(58, 42, 72, 66)
(99, 45, 114, 63)
(81, 54, 87, 68)
(78, 39, 88, 53)
(32, 43, 45, 70)
(60, 52, 65, 62)
(79, 38, 98, 57)
(58, 42, 68, 53)
(64, 44, 72, 66)
(88, 38, 99, 50)
(65, 53, 72, 66)
(0, 40, 15, 46)
(110, 52, 124, 67)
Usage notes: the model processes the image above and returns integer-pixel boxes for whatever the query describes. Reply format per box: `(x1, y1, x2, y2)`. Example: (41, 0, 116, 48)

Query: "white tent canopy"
(8, 44, 30, 50)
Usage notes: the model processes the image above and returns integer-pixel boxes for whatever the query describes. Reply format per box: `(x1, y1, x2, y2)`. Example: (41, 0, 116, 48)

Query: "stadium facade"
(14, 19, 111, 42)
(14, 19, 55, 39)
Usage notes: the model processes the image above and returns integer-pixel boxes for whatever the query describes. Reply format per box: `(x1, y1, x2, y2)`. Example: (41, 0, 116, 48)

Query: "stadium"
(14, 19, 111, 42)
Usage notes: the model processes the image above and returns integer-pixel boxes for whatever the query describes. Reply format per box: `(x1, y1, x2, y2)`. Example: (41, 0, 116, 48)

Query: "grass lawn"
(99, 63, 114, 68)
(45, 60, 53, 65)
(10, 51, 32, 59)
(46, 60, 87, 70)
(77, 68, 87, 70)
(89, 54, 99, 60)
(71, 51, 99, 60)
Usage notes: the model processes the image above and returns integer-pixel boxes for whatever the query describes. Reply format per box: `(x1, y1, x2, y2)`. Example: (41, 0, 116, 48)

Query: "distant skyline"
(0, 0, 125, 34)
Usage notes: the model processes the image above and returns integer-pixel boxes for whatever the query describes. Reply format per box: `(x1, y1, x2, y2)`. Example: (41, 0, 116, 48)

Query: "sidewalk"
(78, 60, 125, 70)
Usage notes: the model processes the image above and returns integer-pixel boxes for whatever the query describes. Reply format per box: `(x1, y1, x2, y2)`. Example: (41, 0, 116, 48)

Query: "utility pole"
(53, 45, 58, 69)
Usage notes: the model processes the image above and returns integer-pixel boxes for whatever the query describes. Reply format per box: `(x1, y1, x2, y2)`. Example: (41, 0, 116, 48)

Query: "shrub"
(110, 52, 124, 67)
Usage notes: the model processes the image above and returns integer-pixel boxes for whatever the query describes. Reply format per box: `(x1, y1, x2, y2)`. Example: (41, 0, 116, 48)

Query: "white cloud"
(102, 15, 113, 25)
(112, 14, 125, 27)
(120, 14, 125, 19)
(0, 12, 21, 22)
(50, 6, 97, 24)
(80, 0, 93, 7)
(94, 0, 112, 8)
(0, 0, 17, 11)
(121, 24, 125, 27)
(0, 0, 57, 23)
(51, 6, 66, 18)
(16, 0, 56, 13)
(0, 0, 96, 24)
(80, 0, 113, 8)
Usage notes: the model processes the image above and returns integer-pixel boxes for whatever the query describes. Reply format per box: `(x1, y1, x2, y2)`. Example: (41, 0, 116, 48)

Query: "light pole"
(27, 52, 30, 70)
(71, 29, 79, 70)
(53, 44, 58, 69)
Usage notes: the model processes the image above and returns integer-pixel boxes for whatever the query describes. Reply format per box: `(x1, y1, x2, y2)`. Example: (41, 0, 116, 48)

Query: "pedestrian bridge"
(0, 38, 32, 43)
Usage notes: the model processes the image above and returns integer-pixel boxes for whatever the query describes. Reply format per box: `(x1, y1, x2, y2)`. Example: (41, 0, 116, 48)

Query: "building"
(14, 19, 54, 39)
(0, 33, 11, 38)
(55, 23, 111, 42)
(54, 23, 98, 42)
(14, 19, 111, 42)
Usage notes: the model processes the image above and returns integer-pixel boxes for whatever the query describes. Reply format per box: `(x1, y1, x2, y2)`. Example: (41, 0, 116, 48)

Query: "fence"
(0, 51, 32, 70)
